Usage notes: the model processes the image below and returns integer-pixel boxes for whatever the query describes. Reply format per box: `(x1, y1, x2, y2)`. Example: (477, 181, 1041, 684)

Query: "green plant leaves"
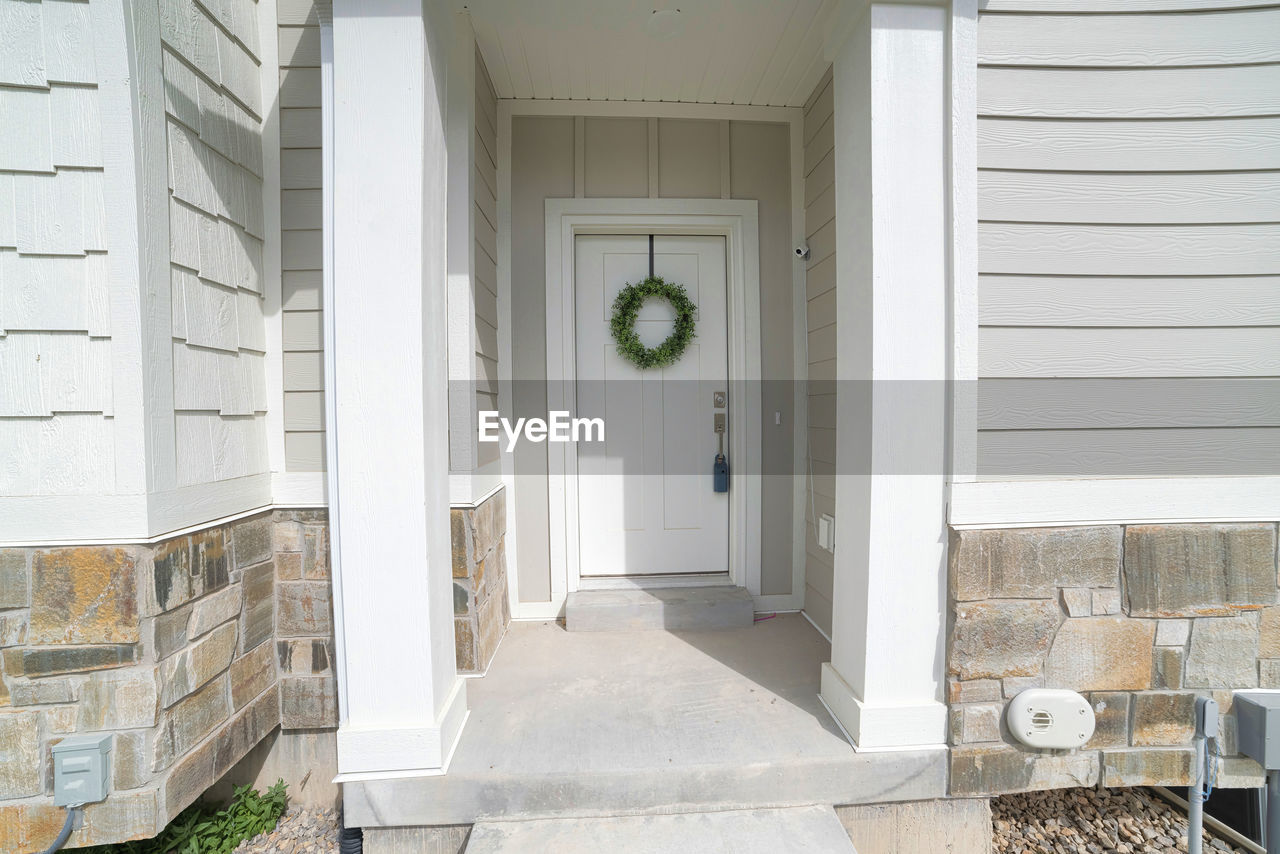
(609, 275, 697, 370)
(79, 779, 288, 854)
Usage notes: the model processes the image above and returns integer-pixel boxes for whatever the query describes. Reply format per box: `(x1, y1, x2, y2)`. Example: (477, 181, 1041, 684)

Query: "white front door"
(574, 234, 729, 577)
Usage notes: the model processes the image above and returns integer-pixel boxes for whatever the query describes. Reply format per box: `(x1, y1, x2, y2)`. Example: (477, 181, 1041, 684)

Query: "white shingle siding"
(0, 253, 86, 331)
(0, 87, 54, 173)
(50, 85, 103, 168)
(0, 0, 115, 497)
(0, 0, 47, 88)
(0, 332, 111, 416)
(976, 2, 1280, 479)
(42, 0, 96, 84)
(0, 174, 15, 246)
(0, 415, 115, 496)
(163, 0, 268, 488)
(175, 410, 267, 483)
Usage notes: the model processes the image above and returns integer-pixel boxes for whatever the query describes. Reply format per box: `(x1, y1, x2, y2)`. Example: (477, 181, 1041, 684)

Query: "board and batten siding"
(510, 114, 796, 605)
(474, 49, 500, 469)
(278, 0, 324, 471)
(163, 0, 270, 487)
(0, 0, 115, 497)
(802, 69, 835, 637)
(976, 3, 1280, 480)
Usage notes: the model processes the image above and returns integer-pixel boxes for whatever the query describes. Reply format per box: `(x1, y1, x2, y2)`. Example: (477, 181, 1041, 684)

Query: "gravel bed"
(229, 789, 1253, 853)
(993, 787, 1250, 854)
(231, 806, 340, 854)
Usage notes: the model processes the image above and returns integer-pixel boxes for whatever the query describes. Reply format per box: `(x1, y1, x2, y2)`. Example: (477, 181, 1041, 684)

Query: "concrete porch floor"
(344, 614, 946, 827)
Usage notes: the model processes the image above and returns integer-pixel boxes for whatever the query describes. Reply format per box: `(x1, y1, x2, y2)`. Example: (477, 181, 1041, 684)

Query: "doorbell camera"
(795, 243, 810, 260)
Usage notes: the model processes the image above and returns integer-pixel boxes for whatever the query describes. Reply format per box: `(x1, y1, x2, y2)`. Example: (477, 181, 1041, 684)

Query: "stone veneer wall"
(452, 487, 511, 674)
(0, 511, 337, 850)
(273, 511, 338, 729)
(948, 523, 1277, 797)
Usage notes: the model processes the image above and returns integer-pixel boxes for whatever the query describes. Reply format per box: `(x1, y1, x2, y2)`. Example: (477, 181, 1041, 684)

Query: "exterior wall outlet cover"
(52, 733, 112, 806)
(818, 514, 835, 552)
(1007, 689, 1094, 750)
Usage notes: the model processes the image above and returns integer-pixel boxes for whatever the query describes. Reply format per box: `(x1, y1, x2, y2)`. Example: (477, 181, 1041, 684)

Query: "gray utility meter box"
(1234, 692, 1280, 771)
(52, 733, 112, 806)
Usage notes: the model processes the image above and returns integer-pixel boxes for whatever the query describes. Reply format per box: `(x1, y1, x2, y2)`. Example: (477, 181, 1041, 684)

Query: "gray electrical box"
(1235, 692, 1280, 771)
(52, 733, 112, 806)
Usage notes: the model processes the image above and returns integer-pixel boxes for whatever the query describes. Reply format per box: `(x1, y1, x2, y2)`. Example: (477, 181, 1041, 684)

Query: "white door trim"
(545, 199, 763, 604)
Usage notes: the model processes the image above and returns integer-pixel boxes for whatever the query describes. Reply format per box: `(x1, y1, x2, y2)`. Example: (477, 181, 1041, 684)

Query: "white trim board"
(93, 0, 148, 499)
(949, 0, 979, 488)
(505, 98, 800, 124)
(319, 4, 350, 743)
(273, 471, 329, 507)
(543, 199, 764, 603)
(445, 13, 481, 505)
(494, 91, 520, 614)
(450, 480, 504, 511)
(0, 473, 327, 546)
(950, 476, 1280, 529)
(787, 112, 810, 625)
(260, 0, 287, 481)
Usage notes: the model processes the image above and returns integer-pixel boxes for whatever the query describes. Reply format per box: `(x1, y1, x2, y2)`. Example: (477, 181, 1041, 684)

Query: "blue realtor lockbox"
(713, 453, 729, 493)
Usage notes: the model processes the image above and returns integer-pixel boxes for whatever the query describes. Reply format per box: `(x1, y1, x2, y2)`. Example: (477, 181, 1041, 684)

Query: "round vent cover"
(1006, 689, 1094, 750)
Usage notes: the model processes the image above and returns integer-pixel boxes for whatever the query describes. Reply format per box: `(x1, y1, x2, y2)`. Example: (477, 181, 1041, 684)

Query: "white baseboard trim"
(1, 473, 330, 547)
(511, 598, 566, 621)
(754, 593, 804, 612)
(819, 662, 948, 751)
(801, 610, 833, 643)
(335, 678, 469, 779)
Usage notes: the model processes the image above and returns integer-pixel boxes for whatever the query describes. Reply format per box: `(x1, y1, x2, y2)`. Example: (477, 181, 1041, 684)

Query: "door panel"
(575, 234, 729, 576)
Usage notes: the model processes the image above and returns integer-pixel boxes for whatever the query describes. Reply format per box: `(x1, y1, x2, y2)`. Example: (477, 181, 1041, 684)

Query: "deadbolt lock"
(713, 390, 727, 408)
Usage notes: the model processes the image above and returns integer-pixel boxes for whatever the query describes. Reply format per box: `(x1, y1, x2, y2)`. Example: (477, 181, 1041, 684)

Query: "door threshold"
(576, 572, 733, 591)
(566, 585, 754, 631)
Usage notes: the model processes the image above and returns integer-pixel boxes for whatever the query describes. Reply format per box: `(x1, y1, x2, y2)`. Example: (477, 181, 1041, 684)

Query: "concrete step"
(465, 806, 856, 853)
(565, 585, 755, 631)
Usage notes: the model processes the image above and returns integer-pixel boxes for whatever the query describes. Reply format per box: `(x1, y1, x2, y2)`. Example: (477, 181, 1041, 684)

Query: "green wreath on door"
(609, 276, 697, 370)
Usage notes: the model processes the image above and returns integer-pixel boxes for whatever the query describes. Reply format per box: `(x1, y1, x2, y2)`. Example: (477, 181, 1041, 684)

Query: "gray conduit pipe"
(1189, 732, 1205, 854)
(1268, 771, 1280, 854)
(1188, 697, 1220, 854)
(36, 807, 80, 854)
(1151, 788, 1264, 854)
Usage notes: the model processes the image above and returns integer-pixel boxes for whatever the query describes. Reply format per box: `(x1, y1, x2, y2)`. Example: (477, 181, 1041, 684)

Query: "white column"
(328, 0, 466, 777)
(819, 2, 950, 751)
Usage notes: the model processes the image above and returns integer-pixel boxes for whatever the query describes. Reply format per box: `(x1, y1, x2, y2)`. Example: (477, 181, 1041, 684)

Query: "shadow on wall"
(203, 726, 340, 811)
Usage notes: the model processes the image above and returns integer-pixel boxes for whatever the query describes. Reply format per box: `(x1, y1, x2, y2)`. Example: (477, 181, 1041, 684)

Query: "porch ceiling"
(460, 0, 838, 107)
